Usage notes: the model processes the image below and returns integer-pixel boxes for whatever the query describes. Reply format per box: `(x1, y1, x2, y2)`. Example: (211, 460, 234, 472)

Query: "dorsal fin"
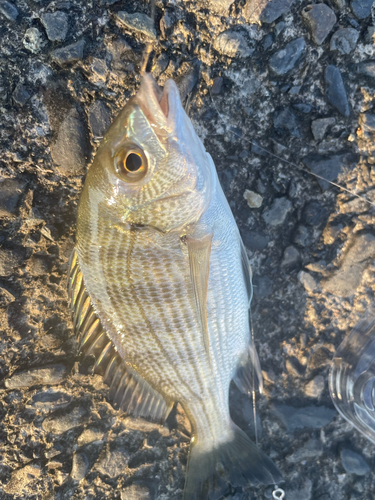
(67, 249, 173, 423)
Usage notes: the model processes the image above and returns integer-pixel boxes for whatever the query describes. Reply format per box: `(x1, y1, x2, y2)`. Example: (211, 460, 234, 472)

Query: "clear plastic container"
(329, 312, 375, 444)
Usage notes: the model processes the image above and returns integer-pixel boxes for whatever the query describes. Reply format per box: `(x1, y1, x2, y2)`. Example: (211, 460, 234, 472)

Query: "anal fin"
(67, 249, 173, 423)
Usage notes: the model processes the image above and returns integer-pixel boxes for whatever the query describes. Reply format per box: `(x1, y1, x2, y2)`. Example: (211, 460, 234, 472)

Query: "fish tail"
(183, 421, 283, 500)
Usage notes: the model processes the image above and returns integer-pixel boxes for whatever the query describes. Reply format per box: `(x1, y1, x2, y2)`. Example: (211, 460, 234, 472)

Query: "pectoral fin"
(186, 234, 213, 365)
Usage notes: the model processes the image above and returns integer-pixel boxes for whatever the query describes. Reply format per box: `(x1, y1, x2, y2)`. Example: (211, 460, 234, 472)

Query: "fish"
(67, 73, 283, 499)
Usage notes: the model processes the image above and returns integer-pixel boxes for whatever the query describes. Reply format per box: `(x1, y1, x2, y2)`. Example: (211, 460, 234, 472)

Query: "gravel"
(2, 0, 375, 498)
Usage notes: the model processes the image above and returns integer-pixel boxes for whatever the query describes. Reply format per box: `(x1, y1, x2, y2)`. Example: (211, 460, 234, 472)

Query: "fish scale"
(71, 74, 282, 498)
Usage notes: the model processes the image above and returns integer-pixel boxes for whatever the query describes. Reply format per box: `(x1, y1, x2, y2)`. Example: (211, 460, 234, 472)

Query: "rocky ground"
(1, 0, 375, 498)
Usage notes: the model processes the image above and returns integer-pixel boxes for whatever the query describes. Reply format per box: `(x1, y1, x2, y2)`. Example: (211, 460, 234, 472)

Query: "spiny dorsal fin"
(186, 234, 213, 366)
(67, 249, 173, 423)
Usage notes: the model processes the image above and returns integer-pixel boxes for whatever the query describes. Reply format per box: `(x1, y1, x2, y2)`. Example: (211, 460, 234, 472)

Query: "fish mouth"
(135, 74, 182, 134)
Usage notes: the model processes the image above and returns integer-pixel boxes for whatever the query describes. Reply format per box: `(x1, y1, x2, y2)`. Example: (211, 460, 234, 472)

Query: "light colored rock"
(243, 189, 263, 208)
(305, 375, 325, 398)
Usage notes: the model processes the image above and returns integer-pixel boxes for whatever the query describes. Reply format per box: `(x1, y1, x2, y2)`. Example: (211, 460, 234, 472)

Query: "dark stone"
(359, 112, 375, 133)
(281, 245, 300, 267)
(262, 197, 293, 226)
(253, 275, 273, 298)
(245, 0, 295, 24)
(325, 65, 350, 116)
(303, 152, 358, 191)
(0, 248, 24, 276)
(50, 107, 89, 175)
(330, 28, 359, 54)
(42, 405, 89, 434)
(71, 452, 89, 481)
(341, 449, 370, 475)
(175, 61, 200, 102)
(302, 202, 328, 227)
(0, 178, 26, 215)
(273, 404, 336, 432)
(293, 103, 312, 113)
(294, 225, 313, 247)
(251, 141, 268, 156)
(212, 76, 223, 95)
(114, 11, 156, 40)
(4, 364, 69, 389)
(12, 84, 30, 106)
(0, 0, 18, 21)
(357, 60, 375, 78)
(41, 11, 69, 42)
(242, 230, 269, 251)
(51, 39, 85, 65)
(274, 108, 301, 137)
(269, 37, 305, 75)
(262, 33, 274, 50)
(287, 439, 323, 463)
(351, 0, 373, 19)
(311, 117, 335, 141)
(302, 4, 337, 45)
(213, 31, 254, 58)
(88, 101, 111, 139)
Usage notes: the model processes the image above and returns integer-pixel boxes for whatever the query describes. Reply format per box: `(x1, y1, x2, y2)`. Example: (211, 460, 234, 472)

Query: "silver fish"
(68, 74, 282, 499)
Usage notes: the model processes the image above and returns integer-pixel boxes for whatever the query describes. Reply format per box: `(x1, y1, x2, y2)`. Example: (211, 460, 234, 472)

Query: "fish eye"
(114, 146, 148, 183)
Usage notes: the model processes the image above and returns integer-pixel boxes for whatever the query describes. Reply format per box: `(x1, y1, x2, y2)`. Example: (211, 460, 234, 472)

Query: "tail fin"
(183, 422, 283, 500)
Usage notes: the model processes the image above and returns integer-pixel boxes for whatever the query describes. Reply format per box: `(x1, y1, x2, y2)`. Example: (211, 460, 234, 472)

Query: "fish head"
(80, 74, 214, 233)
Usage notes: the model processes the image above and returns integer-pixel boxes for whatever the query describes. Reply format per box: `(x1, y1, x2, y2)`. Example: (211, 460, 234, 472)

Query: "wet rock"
(341, 449, 370, 475)
(71, 452, 89, 481)
(5, 364, 69, 389)
(262, 33, 274, 50)
(213, 31, 254, 58)
(298, 271, 317, 293)
(3, 464, 41, 495)
(293, 102, 312, 113)
(302, 4, 337, 45)
(242, 230, 269, 251)
(0, 178, 26, 216)
(311, 117, 335, 141)
(325, 65, 350, 116)
(245, 0, 295, 24)
(262, 197, 293, 227)
(0, 285, 15, 307)
(0, 248, 23, 276)
(42, 406, 89, 434)
(78, 427, 104, 446)
(273, 404, 336, 432)
(114, 11, 156, 40)
(243, 189, 263, 208)
(269, 37, 305, 75)
(253, 275, 273, 298)
(13, 83, 31, 106)
(23, 28, 44, 54)
(281, 245, 300, 267)
(51, 39, 85, 65)
(274, 108, 301, 137)
(302, 152, 357, 191)
(175, 61, 200, 102)
(95, 447, 129, 477)
(294, 225, 313, 247)
(305, 375, 325, 398)
(287, 439, 323, 463)
(330, 28, 359, 54)
(41, 12, 69, 42)
(351, 0, 373, 19)
(322, 233, 375, 297)
(50, 107, 89, 175)
(88, 100, 111, 138)
(28, 389, 71, 412)
(0, 0, 18, 21)
(121, 483, 152, 500)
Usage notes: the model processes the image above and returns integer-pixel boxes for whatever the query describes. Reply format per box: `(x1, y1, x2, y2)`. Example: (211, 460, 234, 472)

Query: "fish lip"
(136, 74, 182, 133)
